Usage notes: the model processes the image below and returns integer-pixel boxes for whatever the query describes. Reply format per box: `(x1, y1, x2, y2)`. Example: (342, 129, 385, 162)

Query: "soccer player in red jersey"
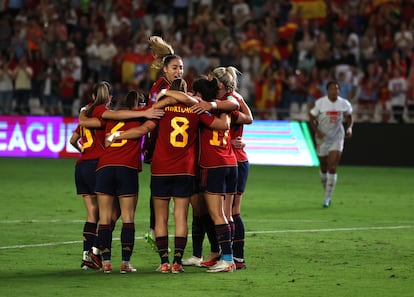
(93, 90, 149, 274)
(142, 36, 184, 249)
(107, 78, 230, 273)
(211, 66, 254, 270)
(157, 77, 242, 272)
(197, 95, 238, 272)
(70, 82, 119, 270)
(77, 83, 163, 273)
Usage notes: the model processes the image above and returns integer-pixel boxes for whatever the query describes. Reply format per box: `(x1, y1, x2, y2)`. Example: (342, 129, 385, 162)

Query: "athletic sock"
(232, 214, 245, 260)
(324, 173, 337, 201)
(121, 222, 135, 261)
(202, 214, 220, 253)
(98, 224, 113, 261)
(215, 223, 232, 260)
(191, 215, 205, 258)
(173, 236, 187, 264)
(155, 235, 169, 264)
(82, 222, 97, 252)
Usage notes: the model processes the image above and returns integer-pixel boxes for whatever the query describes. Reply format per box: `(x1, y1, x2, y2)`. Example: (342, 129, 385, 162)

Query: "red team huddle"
(71, 36, 253, 274)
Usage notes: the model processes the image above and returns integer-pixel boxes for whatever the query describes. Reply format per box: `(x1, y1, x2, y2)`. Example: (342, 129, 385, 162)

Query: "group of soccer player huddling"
(71, 36, 253, 274)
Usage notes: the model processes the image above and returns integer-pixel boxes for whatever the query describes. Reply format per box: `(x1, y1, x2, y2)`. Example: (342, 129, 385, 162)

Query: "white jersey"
(310, 96, 352, 144)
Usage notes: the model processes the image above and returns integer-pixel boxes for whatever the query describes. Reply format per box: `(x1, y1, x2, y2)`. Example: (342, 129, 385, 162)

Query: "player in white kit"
(309, 81, 353, 207)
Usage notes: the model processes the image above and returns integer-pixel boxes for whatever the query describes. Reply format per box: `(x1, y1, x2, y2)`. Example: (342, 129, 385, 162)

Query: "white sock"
(319, 171, 327, 190)
(324, 173, 337, 201)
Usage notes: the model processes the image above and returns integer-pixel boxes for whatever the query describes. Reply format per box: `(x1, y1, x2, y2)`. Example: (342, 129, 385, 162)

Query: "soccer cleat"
(234, 260, 247, 270)
(182, 256, 203, 267)
(120, 262, 137, 274)
(323, 199, 331, 208)
(81, 259, 99, 270)
(171, 263, 184, 274)
(200, 253, 221, 267)
(80, 260, 89, 270)
(81, 251, 99, 270)
(156, 263, 171, 273)
(89, 251, 103, 269)
(102, 261, 112, 274)
(206, 260, 236, 273)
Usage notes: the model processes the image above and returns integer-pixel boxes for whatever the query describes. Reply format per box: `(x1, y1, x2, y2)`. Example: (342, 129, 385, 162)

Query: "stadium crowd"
(1, 0, 414, 123)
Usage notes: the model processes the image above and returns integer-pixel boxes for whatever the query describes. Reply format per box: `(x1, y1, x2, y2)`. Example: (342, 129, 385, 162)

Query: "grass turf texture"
(0, 157, 413, 297)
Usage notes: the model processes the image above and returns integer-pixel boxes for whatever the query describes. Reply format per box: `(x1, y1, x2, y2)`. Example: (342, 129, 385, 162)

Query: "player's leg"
(224, 194, 234, 240)
(318, 155, 328, 190)
(204, 193, 235, 272)
(171, 197, 190, 273)
(118, 195, 138, 273)
(96, 193, 115, 273)
(81, 194, 98, 269)
(232, 160, 249, 269)
(232, 194, 246, 269)
(153, 197, 171, 272)
(323, 150, 342, 207)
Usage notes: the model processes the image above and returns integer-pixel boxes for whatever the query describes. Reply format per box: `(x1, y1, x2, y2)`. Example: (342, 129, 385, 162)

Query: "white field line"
(1, 225, 413, 250)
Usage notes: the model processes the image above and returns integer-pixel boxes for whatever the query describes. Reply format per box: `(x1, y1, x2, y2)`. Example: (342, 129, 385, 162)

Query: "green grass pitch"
(0, 157, 413, 297)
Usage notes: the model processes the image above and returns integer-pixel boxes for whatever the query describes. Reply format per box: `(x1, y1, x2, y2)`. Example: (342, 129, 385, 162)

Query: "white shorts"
(316, 138, 344, 157)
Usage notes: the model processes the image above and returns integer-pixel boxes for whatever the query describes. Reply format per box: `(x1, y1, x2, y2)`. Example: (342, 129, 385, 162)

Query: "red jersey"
(198, 113, 237, 168)
(229, 92, 249, 162)
(75, 125, 106, 163)
(151, 103, 215, 175)
(76, 104, 108, 163)
(148, 76, 171, 106)
(97, 116, 143, 171)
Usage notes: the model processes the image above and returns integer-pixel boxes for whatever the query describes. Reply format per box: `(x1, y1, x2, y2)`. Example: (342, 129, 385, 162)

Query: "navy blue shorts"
(237, 161, 250, 194)
(200, 166, 238, 195)
(151, 175, 195, 198)
(96, 166, 139, 197)
(75, 159, 98, 195)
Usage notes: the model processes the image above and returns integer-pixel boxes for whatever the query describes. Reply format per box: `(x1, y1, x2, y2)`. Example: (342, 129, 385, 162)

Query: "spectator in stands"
(378, 72, 392, 123)
(313, 32, 331, 71)
(2, 0, 414, 123)
(39, 58, 61, 115)
(187, 40, 210, 76)
(356, 63, 379, 122)
(394, 21, 413, 53)
(97, 34, 117, 82)
(10, 55, 33, 115)
(388, 67, 407, 123)
(59, 65, 75, 117)
(0, 56, 13, 115)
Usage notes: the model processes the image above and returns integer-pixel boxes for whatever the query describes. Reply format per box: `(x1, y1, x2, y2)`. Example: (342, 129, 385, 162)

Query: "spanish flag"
(121, 53, 154, 87)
